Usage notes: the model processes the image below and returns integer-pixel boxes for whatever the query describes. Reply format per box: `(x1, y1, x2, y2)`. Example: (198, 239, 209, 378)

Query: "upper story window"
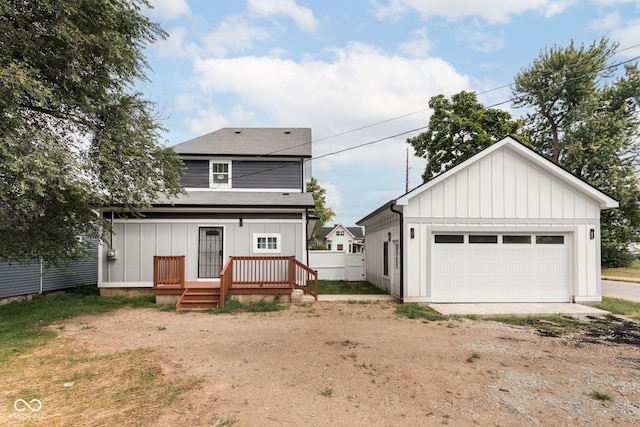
(210, 161, 231, 189)
(336, 230, 345, 236)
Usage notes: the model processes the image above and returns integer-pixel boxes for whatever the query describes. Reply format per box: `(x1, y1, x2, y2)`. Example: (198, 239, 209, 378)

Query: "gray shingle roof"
(157, 191, 314, 208)
(173, 128, 312, 157)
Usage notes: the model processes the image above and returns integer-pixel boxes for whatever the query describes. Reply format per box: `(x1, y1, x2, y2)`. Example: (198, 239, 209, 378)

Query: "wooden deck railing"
(154, 255, 318, 307)
(153, 255, 185, 288)
(219, 256, 318, 306)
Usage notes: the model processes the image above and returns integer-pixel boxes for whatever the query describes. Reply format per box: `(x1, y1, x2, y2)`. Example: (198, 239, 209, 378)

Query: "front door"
(198, 227, 223, 278)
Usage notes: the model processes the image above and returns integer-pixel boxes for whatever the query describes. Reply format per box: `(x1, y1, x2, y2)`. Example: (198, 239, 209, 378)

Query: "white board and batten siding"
(360, 137, 617, 304)
(99, 218, 306, 287)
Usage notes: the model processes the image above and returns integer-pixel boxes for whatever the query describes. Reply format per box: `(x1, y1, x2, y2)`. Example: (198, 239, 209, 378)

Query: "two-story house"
(322, 224, 364, 253)
(98, 128, 316, 304)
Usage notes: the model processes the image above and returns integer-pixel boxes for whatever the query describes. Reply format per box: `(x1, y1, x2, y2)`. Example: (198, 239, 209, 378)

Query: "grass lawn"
(601, 260, 640, 279)
(317, 280, 387, 295)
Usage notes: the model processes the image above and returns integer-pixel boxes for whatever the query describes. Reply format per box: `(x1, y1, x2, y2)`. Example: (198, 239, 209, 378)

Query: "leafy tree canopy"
(0, 0, 184, 266)
(306, 177, 336, 242)
(513, 38, 640, 266)
(407, 91, 526, 181)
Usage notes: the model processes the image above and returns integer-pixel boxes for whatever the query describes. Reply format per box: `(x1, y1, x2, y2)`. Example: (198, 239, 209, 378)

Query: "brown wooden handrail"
(219, 257, 233, 307)
(292, 257, 319, 300)
(153, 256, 185, 287)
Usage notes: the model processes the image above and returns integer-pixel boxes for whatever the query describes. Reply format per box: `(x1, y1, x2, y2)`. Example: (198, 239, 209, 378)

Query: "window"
(210, 161, 231, 188)
(394, 243, 400, 269)
(503, 235, 532, 244)
(536, 235, 564, 244)
(434, 235, 464, 244)
(253, 233, 281, 253)
(336, 230, 344, 236)
(337, 244, 344, 251)
(469, 235, 498, 244)
(383, 241, 389, 276)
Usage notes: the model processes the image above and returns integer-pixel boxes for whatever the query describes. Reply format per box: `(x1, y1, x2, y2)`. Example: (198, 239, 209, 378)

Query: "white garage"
(357, 137, 618, 304)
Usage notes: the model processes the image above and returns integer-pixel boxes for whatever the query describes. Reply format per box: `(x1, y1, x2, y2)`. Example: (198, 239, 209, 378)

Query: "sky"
(139, 0, 640, 227)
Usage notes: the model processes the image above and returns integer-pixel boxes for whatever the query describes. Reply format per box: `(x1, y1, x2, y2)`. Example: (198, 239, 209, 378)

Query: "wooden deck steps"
(176, 287, 220, 310)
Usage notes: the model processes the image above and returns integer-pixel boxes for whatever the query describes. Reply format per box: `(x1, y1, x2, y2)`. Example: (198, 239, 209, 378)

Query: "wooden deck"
(153, 256, 318, 310)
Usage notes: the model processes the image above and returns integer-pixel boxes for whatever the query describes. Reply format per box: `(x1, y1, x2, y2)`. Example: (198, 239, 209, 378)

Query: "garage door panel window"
(469, 235, 498, 244)
(536, 235, 564, 244)
(434, 235, 464, 244)
(503, 235, 532, 244)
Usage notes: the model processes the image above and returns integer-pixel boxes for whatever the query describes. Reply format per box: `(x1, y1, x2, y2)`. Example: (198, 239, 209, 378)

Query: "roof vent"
(282, 192, 290, 195)
(235, 130, 241, 134)
(284, 130, 291, 134)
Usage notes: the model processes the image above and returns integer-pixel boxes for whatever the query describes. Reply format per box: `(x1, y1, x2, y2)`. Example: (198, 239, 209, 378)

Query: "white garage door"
(431, 233, 571, 303)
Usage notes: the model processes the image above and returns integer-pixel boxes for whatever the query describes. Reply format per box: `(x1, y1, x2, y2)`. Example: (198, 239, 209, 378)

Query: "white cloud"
(456, 21, 506, 53)
(319, 181, 343, 218)
(192, 42, 469, 144)
(590, 11, 621, 30)
(371, 0, 568, 24)
(247, 0, 319, 32)
(147, 0, 191, 20)
(202, 16, 271, 57)
(398, 28, 432, 58)
(152, 27, 197, 58)
(608, 19, 640, 57)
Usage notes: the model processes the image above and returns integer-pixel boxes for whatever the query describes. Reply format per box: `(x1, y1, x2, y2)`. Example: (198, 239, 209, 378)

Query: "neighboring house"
(98, 128, 317, 305)
(357, 136, 618, 304)
(0, 238, 98, 303)
(322, 224, 364, 253)
(0, 255, 98, 303)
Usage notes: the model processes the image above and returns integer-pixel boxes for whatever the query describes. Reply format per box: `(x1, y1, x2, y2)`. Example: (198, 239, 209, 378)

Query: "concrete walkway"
(304, 294, 609, 316)
(427, 302, 609, 316)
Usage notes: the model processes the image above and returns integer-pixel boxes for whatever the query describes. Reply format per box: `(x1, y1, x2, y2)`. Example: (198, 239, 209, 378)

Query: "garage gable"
(397, 137, 618, 219)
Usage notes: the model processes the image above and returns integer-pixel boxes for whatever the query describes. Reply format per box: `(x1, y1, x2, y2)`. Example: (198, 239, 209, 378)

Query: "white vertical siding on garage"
(404, 147, 601, 221)
(359, 210, 399, 294)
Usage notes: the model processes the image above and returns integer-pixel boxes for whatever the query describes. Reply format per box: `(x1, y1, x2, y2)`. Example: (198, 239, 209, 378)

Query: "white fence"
(309, 251, 365, 281)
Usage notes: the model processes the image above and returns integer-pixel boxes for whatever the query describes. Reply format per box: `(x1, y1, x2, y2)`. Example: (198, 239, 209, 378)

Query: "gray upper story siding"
(180, 160, 209, 188)
(180, 160, 303, 190)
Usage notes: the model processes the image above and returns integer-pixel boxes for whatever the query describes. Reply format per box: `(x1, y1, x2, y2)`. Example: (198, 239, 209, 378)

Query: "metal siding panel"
(431, 183, 444, 217)
(232, 161, 301, 189)
(180, 160, 209, 188)
(443, 178, 456, 217)
(467, 163, 480, 217)
(504, 151, 516, 218)
(455, 172, 467, 217)
(515, 158, 528, 218)
(528, 167, 540, 218)
(491, 151, 504, 218)
(124, 223, 141, 282)
(140, 223, 157, 282)
(0, 262, 41, 298)
(479, 157, 492, 218)
(539, 174, 552, 218)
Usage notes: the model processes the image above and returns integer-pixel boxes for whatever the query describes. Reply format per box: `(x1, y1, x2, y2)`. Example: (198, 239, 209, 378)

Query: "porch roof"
(156, 191, 314, 209)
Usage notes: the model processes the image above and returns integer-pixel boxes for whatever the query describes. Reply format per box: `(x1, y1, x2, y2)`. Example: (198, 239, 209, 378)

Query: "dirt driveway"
(59, 300, 640, 426)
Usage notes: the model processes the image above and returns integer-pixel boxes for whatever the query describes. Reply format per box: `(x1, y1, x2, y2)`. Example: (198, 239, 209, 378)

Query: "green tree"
(0, 0, 184, 266)
(306, 177, 336, 243)
(407, 91, 525, 181)
(513, 39, 640, 266)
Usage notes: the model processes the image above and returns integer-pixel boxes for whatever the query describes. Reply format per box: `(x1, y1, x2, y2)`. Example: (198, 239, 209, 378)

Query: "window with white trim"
(253, 233, 281, 253)
(336, 230, 345, 236)
(210, 160, 231, 188)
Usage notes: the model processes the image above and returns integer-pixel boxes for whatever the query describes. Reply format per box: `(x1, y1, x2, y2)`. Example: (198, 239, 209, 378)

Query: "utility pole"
(405, 147, 410, 193)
